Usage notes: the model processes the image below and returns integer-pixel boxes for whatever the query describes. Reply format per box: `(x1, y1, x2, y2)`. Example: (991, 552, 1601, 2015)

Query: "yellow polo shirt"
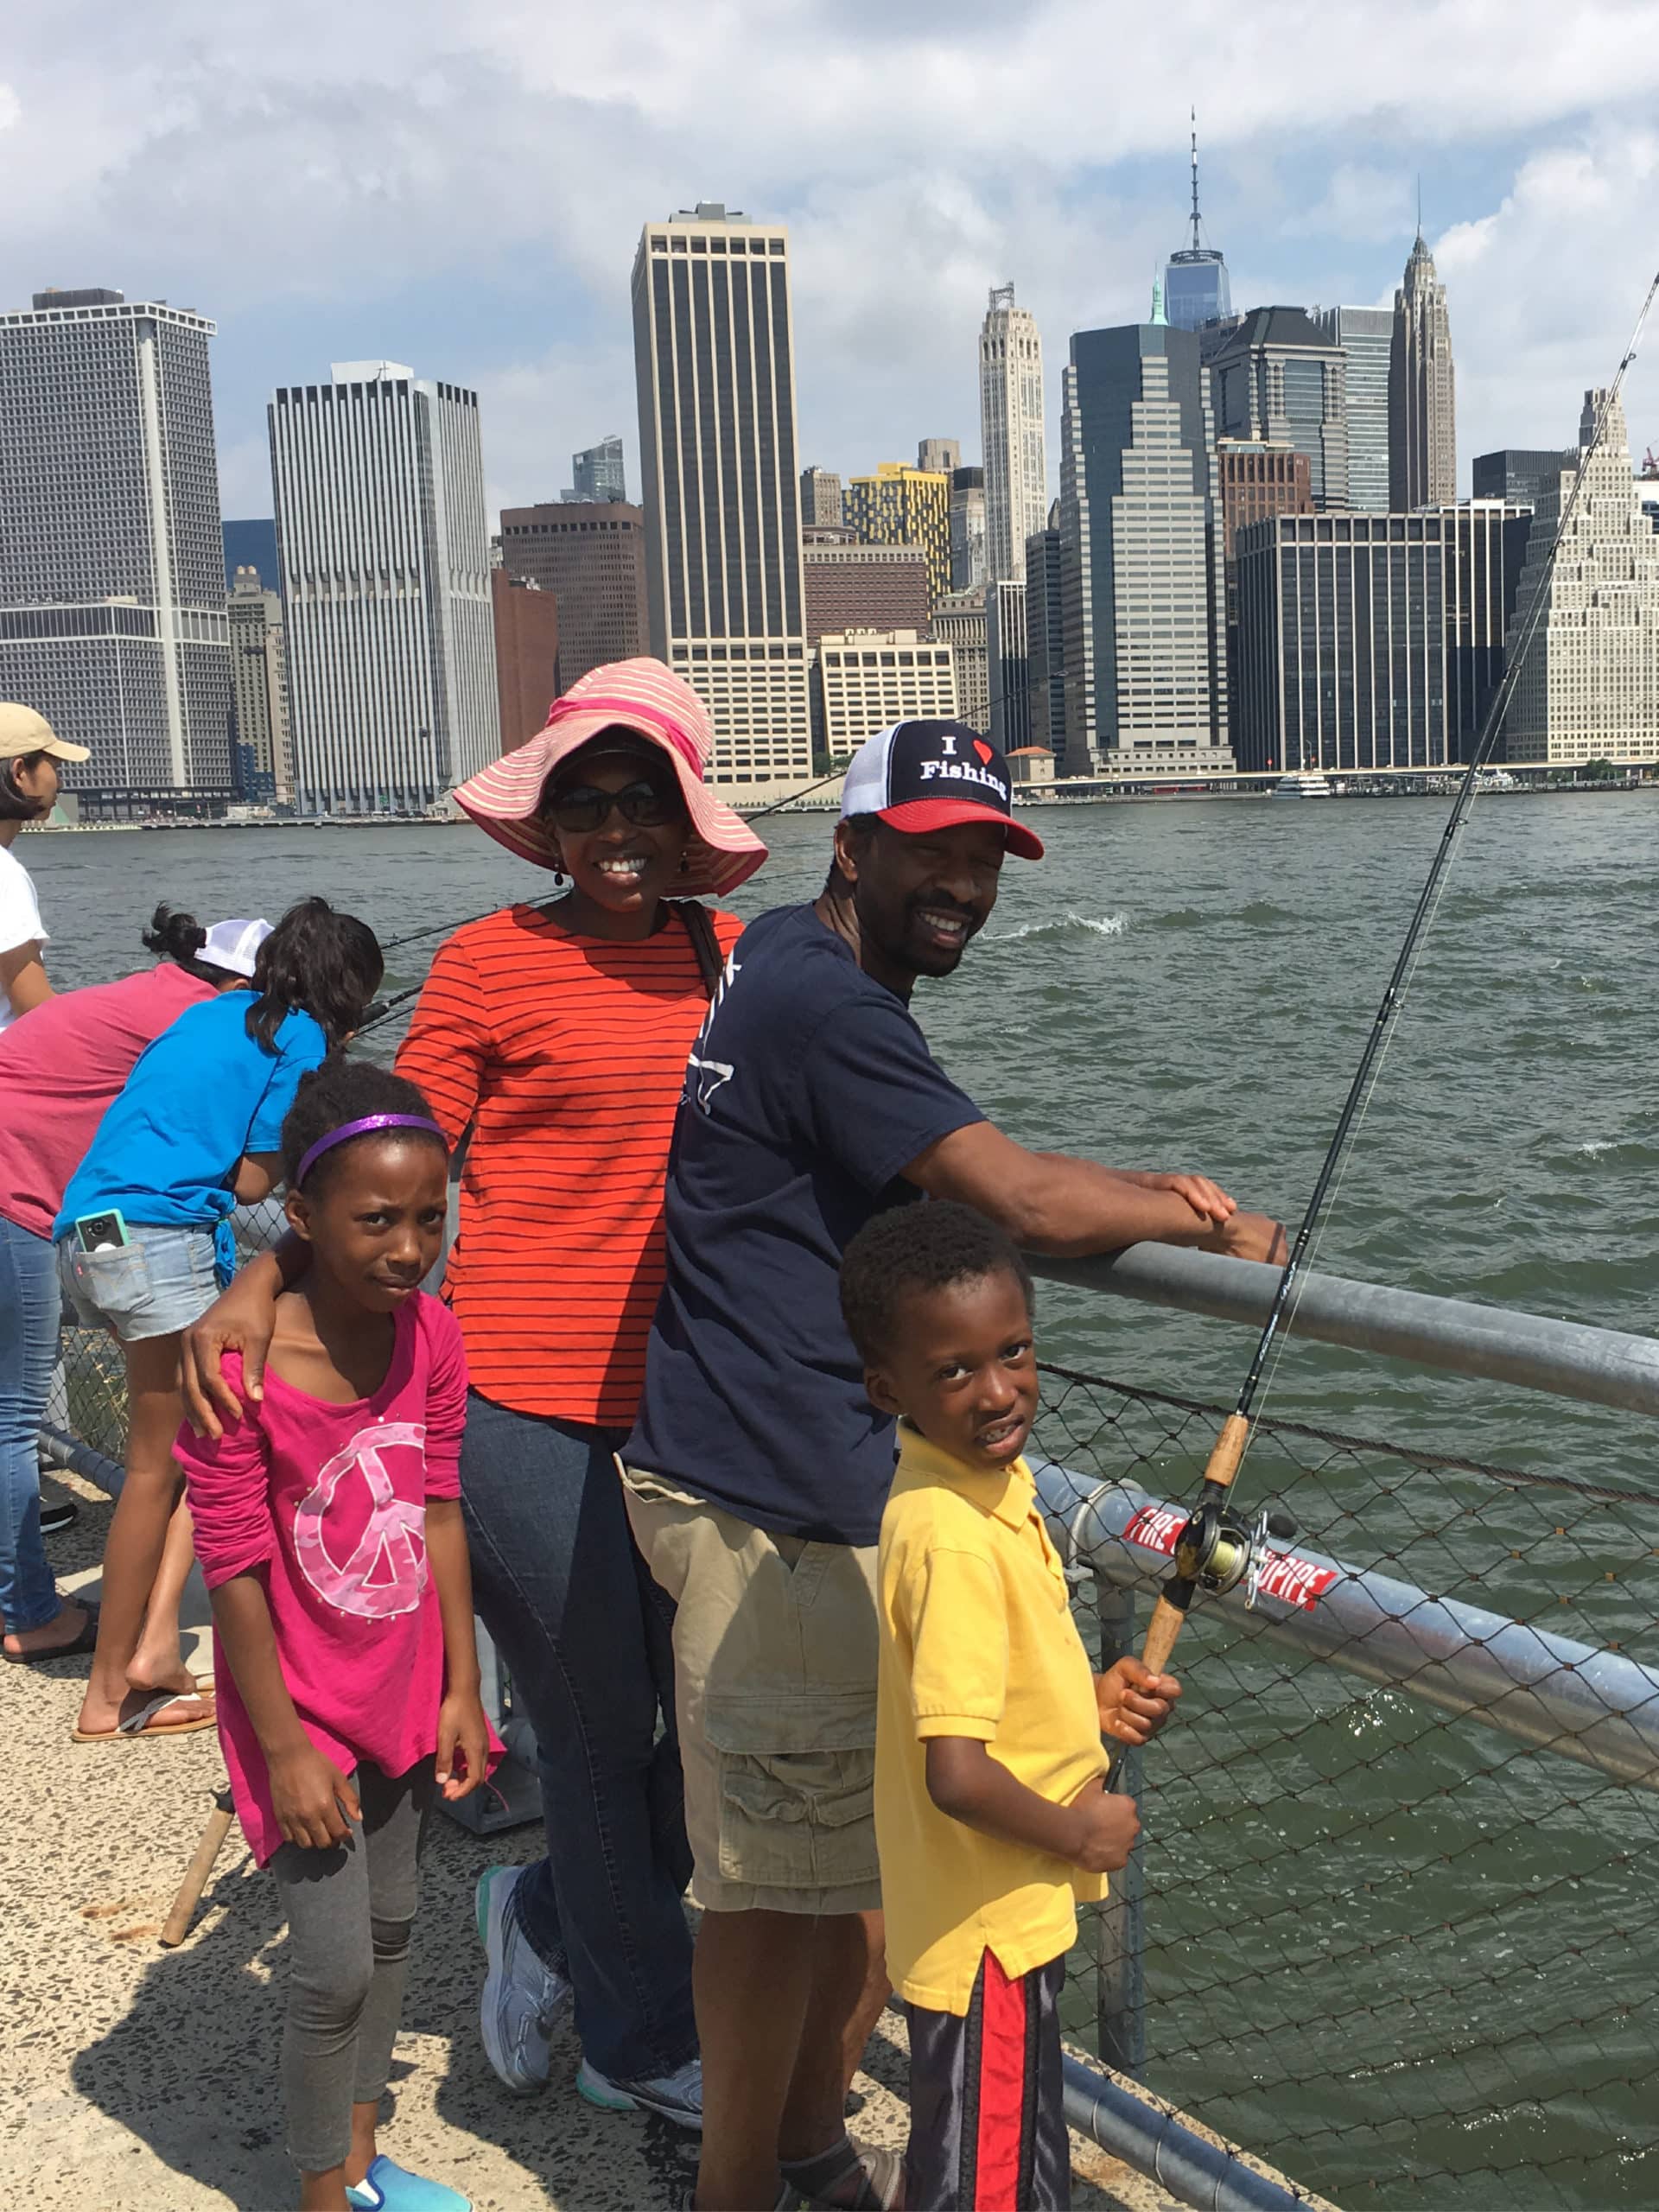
(875, 1422, 1109, 2016)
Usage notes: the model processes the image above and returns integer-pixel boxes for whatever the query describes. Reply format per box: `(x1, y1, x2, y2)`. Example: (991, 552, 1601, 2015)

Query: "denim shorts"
(57, 1221, 219, 1344)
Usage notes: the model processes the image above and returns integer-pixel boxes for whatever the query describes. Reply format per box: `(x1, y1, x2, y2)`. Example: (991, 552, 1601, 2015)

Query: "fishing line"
(1132, 264, 1659, 1683)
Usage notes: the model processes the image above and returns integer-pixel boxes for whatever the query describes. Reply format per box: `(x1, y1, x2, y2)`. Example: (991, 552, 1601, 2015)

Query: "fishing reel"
(1170, 1497, 1297, 1609)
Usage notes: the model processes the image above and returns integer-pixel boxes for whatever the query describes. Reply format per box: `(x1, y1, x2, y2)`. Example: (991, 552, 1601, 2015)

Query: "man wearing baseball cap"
(620, 720, 1286, 2211)
(0, 704, 90, 1034)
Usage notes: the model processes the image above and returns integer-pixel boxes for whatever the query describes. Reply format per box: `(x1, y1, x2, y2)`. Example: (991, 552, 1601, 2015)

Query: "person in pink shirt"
(0, 904, 270, 1667)
(175, 1058, 490, 2212)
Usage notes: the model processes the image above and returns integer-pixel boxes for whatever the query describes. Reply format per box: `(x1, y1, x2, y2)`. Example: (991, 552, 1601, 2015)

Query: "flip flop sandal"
(2, 1599, 99, 1665)
(72, 1690, 217, 1744)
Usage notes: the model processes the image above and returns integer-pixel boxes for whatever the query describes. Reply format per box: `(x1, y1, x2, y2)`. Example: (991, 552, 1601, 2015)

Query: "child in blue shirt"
(58, 896, 384, 1745)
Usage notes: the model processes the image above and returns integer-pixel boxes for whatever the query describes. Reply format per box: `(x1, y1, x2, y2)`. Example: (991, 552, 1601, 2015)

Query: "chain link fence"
(43, 1198, 1658, 2209)
(1036, 1363, 1659, 2211)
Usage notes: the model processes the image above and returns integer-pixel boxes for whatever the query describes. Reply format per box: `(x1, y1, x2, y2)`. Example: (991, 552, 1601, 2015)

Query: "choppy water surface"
(28, 791, 1659, 2206)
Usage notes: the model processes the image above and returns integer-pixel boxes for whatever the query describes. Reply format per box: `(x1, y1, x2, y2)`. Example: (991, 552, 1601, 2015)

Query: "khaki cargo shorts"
(620, 1468, 882, 1916)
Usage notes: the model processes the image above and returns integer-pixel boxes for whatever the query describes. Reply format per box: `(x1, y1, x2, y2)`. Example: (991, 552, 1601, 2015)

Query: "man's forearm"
(1020, 1158, 1221, 1255)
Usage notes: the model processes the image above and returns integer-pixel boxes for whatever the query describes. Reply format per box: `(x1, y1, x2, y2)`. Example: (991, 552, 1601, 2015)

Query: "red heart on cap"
(973, 741, 994, 765)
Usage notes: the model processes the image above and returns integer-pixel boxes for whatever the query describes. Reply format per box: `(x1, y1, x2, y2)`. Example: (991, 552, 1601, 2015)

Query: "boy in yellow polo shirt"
(839, 1201, 1180, 2212)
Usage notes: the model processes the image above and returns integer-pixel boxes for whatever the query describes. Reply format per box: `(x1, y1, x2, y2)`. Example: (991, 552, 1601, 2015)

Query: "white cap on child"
(200, 917, 274, 978)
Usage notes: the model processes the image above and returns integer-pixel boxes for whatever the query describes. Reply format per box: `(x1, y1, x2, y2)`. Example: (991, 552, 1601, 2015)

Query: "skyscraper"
(843, 463, 952, 606)
(979, 286, 1047, 584)
(632, 203, 810, 794)
(1165, 114, 1232, 334)
(800, 466, 844, 529)
(564, 435, 626, 503)
(1209, 308, 1350, 510)
(950, 466, 987, 592)
(917, 437, 961, 475)
(227, 567, 292, 804)
(1472, 449, 1568, 506)
(930, 588, 989, 733)
(985, 579, 1030, 752)
(0, 286, 232, 814)
(1389, 232, 1457, 510)
(1315, 306, 1392, 511)
(1232, 504, 1532, 773)
(498, 500, 647, 690)
(222, 518, 281, 591)
(270, 361, 498, 814)
(1506, 389, 1659, 766)
(1058, 322, 1231, 773)
(1024, 505, 1066, 759)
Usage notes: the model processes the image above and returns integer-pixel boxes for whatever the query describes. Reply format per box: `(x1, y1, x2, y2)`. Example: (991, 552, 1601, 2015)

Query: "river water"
(24, 791, 1659, 2206)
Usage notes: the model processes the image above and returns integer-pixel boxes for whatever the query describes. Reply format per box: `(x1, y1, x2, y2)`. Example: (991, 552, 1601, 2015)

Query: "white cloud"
(1, 2, 1656, 505)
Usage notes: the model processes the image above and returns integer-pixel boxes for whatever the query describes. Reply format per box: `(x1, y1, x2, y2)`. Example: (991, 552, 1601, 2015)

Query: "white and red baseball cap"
(838, 719, 1044, 860)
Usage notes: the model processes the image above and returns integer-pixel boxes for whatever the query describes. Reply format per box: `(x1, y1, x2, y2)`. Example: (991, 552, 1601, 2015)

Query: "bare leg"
(74, 1333, 208, 1738)
(299, 2097, 378, 2205)
(128, 1493, 201, 1693)
(779, 1911, 889, 2162)
(693, 1910, 818, 2212)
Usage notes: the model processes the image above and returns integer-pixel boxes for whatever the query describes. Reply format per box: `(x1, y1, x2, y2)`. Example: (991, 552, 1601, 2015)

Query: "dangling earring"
(679, 851, 690, 875)
(550, 844, 566, 884)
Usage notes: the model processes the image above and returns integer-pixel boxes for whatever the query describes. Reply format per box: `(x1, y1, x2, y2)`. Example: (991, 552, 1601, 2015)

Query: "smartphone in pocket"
(73, 1209, 130, 1255)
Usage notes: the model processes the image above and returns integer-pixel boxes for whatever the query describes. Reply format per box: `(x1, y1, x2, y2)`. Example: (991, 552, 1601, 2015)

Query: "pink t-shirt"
(0, 963, 214, 1237)
(175, 1294, 473, 1866)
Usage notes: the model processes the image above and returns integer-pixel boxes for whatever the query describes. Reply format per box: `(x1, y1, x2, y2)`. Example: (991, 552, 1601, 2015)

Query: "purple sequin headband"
(294, 1114, 447, 1190)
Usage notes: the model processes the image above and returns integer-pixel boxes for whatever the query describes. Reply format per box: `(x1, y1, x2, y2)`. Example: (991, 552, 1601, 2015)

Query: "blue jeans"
(0, 1213, 63, 1631)
(459, 1390, 696, 2082)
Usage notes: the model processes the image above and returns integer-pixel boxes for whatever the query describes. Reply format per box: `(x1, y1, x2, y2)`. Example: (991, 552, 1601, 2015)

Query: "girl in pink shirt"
(176, 1060, 489, 2212)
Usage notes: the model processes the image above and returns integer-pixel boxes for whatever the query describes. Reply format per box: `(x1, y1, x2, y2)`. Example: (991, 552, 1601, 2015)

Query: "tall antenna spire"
(1415, 173, 1422, 242)
(1190, 107, 1202, 253)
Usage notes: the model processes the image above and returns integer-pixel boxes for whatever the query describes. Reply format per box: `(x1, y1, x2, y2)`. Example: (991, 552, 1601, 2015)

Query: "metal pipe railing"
(1062, 2055, 1325, 2212)
(1029, 1244, 1659, 1420)
(1035, 1459, 1659, 1793)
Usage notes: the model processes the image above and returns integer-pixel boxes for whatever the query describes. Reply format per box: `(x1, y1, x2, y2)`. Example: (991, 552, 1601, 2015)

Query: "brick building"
(803, 541, 931, 647)
(498, 500, 646, 691)
(491, 571, 562, 753)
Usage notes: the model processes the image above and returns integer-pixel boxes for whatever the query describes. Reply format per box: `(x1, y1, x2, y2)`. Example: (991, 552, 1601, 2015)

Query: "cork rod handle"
(1141, 1591, 1188, 1676)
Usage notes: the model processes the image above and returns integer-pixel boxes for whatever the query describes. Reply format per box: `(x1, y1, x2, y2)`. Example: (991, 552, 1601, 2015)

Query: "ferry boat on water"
(1273, 771, 1334, 798)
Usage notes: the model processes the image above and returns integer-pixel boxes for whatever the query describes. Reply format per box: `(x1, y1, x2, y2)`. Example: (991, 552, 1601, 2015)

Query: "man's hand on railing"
(1201, 1210, 1288, 1267)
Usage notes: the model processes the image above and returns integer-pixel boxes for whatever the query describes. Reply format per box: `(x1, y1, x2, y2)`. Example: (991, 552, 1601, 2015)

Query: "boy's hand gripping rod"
(1136, 266, 1659, 1685)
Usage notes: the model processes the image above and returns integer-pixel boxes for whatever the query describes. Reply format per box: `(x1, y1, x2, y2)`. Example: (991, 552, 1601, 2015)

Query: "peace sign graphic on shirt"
(293, 1421, 429, 1619)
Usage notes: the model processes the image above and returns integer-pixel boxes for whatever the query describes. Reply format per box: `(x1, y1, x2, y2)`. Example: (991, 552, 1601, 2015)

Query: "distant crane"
(1641, 445, 1659, 479)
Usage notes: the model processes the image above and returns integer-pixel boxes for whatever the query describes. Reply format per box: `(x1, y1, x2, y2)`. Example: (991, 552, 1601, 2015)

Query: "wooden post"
(159, 1790, 236, 1948)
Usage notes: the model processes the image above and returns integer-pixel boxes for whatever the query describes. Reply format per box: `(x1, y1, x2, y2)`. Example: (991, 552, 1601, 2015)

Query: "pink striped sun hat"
(453, 658, 768, 899)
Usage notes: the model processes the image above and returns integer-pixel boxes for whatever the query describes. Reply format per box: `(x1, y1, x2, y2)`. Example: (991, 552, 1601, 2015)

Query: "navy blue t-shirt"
(625, 903, 984, 1547)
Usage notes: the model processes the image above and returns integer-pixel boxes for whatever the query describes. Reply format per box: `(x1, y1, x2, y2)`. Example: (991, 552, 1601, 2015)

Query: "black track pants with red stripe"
(905, 1948, 1070, 2210)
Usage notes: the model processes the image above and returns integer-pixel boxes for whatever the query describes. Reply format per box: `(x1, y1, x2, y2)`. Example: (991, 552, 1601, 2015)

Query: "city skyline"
(3, 3, 1652, 530)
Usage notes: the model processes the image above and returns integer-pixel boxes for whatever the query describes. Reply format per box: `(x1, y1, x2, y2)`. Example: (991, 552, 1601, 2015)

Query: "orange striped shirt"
(396, 902, 741, 1427)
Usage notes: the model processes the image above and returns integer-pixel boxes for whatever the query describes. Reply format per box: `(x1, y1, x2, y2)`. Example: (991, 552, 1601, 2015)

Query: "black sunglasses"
(544, 779, 682, 834)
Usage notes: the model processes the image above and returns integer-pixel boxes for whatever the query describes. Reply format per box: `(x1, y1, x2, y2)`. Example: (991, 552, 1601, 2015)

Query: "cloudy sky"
(4, 0, 1657, 522)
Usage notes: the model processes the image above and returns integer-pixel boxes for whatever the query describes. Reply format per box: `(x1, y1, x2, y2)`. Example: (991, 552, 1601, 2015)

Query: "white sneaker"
(576, 2053, 703, 2132)
(475, 1865, 573, 2094)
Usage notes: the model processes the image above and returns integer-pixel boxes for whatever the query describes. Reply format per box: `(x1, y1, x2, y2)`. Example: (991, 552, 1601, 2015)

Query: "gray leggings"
(270, 1760, 435, 2174)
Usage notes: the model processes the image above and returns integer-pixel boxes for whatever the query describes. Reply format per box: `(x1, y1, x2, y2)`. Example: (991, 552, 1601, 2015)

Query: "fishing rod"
(1133, 265, 1659, 1687)
(374, 759, 852, 958)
